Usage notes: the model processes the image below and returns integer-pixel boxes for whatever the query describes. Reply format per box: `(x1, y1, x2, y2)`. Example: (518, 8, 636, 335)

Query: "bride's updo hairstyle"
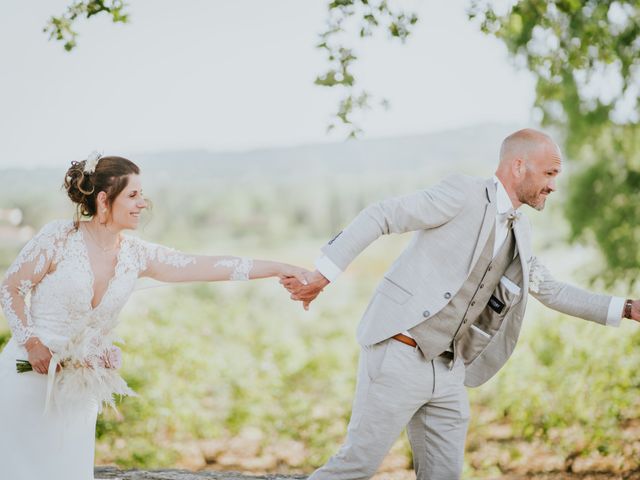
(64, 155, 140, 228)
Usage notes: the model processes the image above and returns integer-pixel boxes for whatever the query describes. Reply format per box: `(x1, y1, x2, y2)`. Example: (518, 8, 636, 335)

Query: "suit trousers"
(308, 338, 470, 480)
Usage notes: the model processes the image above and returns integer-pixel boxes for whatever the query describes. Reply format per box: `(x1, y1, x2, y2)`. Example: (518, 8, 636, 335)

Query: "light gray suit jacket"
(321, 174, 613, 386)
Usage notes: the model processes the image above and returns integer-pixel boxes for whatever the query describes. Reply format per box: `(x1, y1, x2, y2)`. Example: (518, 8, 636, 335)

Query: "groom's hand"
(280, 270, 329, 310)
(628, 300, 640, 322)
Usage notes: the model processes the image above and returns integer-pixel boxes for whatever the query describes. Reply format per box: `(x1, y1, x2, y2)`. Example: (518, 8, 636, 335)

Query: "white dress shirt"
(315, 176, 625, 327)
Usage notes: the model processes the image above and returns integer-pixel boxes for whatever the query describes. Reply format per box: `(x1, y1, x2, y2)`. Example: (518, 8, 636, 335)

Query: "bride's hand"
(25, 337, 53, 374)
(278, 264, 310, 286)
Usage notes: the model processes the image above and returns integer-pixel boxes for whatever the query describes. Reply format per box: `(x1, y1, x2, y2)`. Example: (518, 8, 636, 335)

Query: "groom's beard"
(516, 180, 551, 211)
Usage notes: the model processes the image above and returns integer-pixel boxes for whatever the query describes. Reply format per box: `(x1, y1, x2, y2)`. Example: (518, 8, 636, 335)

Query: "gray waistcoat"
(409, 225, 516, 365)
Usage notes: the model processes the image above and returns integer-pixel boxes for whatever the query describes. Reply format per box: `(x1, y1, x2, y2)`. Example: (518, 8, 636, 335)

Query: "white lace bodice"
(0, 219, 254, 409)
(2, 221, 173, 350)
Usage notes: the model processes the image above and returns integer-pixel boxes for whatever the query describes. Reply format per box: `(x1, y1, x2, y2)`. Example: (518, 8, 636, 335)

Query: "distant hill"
(134, 123, 518, 180)
(0, 123, 519, 190)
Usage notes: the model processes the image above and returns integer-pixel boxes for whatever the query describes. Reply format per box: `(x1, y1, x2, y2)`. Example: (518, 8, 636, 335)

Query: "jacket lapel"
(512, 213, 532, 287)
(468, 178, 497, 274)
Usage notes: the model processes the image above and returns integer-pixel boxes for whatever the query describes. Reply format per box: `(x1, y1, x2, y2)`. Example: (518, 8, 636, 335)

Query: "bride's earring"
(99, 208, 108, 225)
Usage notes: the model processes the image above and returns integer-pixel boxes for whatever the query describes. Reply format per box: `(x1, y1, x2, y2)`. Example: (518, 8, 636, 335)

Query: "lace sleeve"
(131, 237, 255, 283)
(0, 220, 70, 345)
(213, 257, 254, 281)
(133, 238, 197, 281)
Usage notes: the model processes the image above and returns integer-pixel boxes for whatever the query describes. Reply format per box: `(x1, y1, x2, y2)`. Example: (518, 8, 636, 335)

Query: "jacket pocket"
(377, 277, 413, 304)
(477, 276, 521, 332)
(493, 276, 521, 317)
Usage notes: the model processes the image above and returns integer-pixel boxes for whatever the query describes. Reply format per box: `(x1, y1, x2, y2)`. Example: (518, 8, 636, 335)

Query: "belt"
(392, 333, 417, 348)
(391, 334, 454, 360)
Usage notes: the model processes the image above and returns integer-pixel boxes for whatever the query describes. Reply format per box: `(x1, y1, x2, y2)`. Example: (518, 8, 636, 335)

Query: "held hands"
(25, 337, 56, 375)
(278, 264, 312, 287)
(280, 270, 329, 310)
(628, 300, 640, 322)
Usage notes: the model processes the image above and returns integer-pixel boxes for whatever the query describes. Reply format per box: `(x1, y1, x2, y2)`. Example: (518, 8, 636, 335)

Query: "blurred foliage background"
(1, 125, 640, 478)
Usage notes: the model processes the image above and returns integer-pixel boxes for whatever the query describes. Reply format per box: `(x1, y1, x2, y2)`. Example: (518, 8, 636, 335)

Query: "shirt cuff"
(606, 296, 626, 327)
(314, 255, 342, 283)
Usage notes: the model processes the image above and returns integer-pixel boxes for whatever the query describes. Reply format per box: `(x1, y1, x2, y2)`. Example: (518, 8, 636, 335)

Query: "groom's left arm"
(528, 257, 638, 325)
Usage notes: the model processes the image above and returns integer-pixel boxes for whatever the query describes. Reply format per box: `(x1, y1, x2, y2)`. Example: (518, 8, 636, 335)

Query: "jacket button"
(471, 301, 476, 306)
(444, 292, 451, 299)
(480, 283, 484, 289)
(423, 310, 430, 318)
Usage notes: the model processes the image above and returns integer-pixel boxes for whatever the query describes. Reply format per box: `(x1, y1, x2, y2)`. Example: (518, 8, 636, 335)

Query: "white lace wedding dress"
(0, 219, 252, 480)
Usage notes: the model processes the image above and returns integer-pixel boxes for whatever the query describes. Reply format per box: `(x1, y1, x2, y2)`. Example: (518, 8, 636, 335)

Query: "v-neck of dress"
(78, 226, 125, 311)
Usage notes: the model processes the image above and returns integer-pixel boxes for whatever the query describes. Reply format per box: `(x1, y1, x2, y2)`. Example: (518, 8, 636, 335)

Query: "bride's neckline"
(77, 226, 126, 311)
(80, 222, 121, 253)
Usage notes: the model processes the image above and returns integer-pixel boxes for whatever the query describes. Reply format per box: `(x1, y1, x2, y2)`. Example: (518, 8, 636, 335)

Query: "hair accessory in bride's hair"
(83, 151, 102, 174)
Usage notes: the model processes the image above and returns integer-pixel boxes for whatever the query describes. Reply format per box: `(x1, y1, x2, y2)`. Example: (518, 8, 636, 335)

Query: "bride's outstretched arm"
(136, 241, 309, 284)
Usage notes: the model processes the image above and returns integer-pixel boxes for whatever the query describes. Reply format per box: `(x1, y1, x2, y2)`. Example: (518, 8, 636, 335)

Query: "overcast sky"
(0, 0, 535, 168)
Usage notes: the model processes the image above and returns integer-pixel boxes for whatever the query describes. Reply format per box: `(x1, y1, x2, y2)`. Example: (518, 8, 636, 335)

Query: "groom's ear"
(512, 157, 525, 178)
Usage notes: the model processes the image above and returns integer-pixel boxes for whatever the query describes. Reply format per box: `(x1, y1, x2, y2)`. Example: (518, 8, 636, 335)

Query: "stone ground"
(94, 468, 306, 479)
(95, 467, 640, 480)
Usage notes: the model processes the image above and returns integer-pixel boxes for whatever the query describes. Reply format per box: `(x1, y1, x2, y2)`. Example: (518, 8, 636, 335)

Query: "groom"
(282, 128, 640, 479)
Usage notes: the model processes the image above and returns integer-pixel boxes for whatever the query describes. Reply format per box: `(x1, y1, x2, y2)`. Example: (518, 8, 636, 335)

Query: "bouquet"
(14, 332, 133, 411)
(16, 345, 122, 373)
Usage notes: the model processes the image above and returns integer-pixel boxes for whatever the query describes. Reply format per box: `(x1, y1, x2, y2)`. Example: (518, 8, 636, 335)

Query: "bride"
(0, 153, 309, 480)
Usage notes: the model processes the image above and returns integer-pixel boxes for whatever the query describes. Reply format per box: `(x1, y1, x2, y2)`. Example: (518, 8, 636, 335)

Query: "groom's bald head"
(498, 129, 558, 167)
(496, 128, 563, 210)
